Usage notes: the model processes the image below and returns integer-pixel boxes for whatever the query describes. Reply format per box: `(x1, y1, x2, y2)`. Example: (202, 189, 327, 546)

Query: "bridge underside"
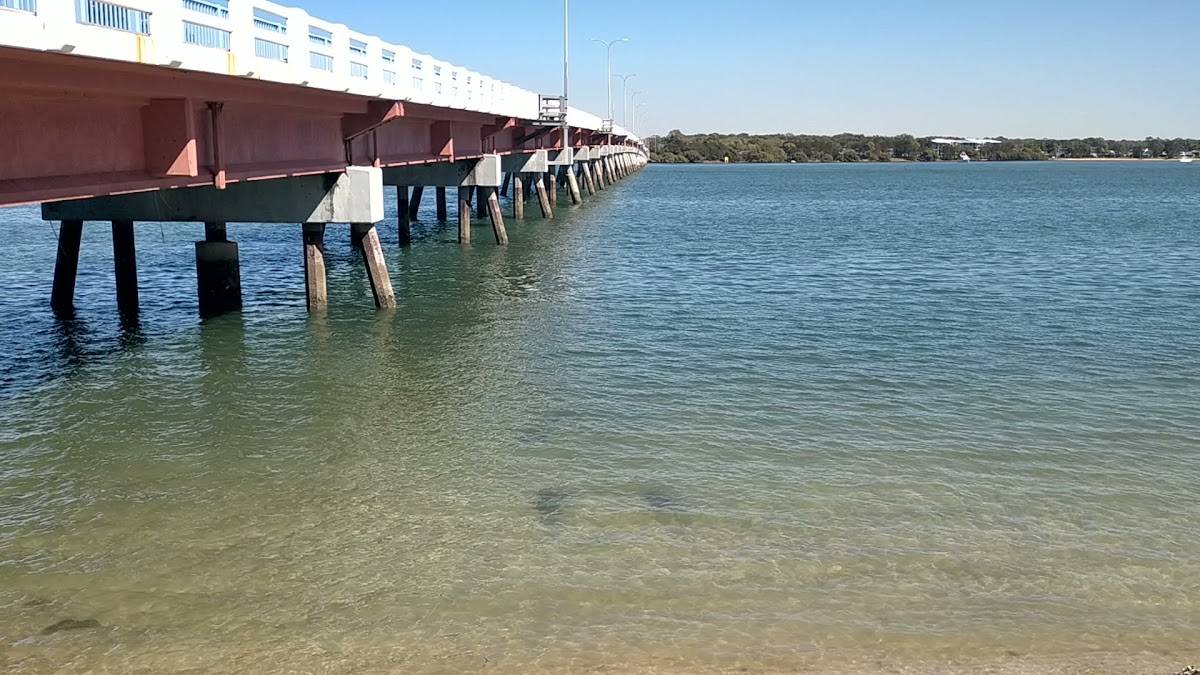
(0, 46, 627, 207)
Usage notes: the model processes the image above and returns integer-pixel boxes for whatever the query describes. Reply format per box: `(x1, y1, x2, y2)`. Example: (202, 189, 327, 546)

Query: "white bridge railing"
(0, 0, 638, 144)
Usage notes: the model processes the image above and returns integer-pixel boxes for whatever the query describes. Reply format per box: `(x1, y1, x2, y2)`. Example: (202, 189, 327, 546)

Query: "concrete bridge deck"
(0, 0, 647, 318)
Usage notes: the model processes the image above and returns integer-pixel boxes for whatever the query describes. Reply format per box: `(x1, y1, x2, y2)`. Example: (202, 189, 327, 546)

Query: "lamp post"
(562, 0, 569, 151)
(614, 73, 636, 128)
(591, 37, 629, 125)
(631, 90, 643, 135)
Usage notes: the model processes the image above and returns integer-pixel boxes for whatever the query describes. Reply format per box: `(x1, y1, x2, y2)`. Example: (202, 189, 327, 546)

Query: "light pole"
(562, 0, 569, 150)
(614, 73, 636, 128)
(631, 91, 643, 135)
(591, 36, 628, 124)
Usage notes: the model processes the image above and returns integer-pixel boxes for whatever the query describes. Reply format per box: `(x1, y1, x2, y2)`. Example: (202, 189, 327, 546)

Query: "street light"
(562, 0, 569, 149)
(614, 73, 636, 128)
(631, 90, 643, 135)
(591, 36, 629, 124)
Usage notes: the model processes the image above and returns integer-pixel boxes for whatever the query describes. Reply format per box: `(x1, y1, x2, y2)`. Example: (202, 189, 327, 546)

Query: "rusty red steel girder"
(0, 47, 629, 207)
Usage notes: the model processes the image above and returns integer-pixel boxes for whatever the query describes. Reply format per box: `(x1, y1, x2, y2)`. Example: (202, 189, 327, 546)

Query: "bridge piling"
(111, 220, 139, 317)
(512, 174, 525, 219)
(408, 186, 424, 221)
(535, 175, 554, 219)
(50, 219, 83, 315)
(548, 172, 558, 204)
(484, 188, 509, 245)
(303, 224, 328, 311)
(475, 187, 487, 219)
(352, 223, 396, 309)
(581, 162, 597, 196)
(397, 187, 412, 247)
(566, 166, 583, 205)
(436, 187, 448, 222)
(196, 221, 242, 317)
(458, 187, 472, 245)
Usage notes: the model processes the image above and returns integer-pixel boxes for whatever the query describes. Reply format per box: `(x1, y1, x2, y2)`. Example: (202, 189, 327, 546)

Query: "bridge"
(0, 0, 646, 317)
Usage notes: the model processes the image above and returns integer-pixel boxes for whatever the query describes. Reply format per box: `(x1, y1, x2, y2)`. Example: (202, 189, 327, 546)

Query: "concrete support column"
(566, 165, 583, 204)
(408, 185, 424, 220)
(483, 187, 509, 245)
(458, 186, 471, 244)
(397, 186, 412, 247)
(51, 219, 83, 314)
(596, 161, 607, 190)
(351, 222, 396, 309)
(512, 174, 525, 219)
(303, 223, 327, 311)
(195, 221, 242, 317)
(436, 186, 448, 222)
(535, 174, 554, 219)
(548, 171, 558, 204)
(500, 172, 511, 199)
(111, 220, 138, 316)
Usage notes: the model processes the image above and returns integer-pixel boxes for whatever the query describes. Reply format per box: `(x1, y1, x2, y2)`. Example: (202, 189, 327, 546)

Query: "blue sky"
(286, 0, 1199, 139)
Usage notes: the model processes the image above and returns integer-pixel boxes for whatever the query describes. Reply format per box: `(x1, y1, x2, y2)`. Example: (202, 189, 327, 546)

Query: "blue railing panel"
(76, 0, 151, 34)
(308, 25, 332, 46)
(183, 20, 230, 50)
(254, 37, 288, 62)
(309, 52, 332, 71)
(252, 7, 286, 33)
(181, 0, 227, 19)
(0, 0, 37, 13)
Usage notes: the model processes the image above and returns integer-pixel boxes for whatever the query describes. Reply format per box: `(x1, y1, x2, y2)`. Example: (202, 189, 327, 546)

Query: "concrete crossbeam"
(381, 155, 502, 188)
(42, 167, 385, 225)
(500, 150, 548, 174)
(548, 148, 575, 166)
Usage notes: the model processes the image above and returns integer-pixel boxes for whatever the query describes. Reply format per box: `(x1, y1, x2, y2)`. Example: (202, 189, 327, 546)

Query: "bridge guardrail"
(0, 0, 641, 147)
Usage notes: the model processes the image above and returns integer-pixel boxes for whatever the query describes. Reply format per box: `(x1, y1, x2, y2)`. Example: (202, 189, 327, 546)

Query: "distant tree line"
(647, 131, 1200, 163)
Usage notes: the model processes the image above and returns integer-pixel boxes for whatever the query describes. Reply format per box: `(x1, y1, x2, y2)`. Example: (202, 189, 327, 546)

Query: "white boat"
(1181, 153, 1194, 164)
(959, 152, 971, 162)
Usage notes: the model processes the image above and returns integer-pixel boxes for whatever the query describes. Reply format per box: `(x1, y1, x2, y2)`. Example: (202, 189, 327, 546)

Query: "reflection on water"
(1, 163, 1199, 673)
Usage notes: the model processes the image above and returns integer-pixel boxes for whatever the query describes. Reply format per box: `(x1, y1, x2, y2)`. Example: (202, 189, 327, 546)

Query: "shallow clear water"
(1, 163, 1198, 673)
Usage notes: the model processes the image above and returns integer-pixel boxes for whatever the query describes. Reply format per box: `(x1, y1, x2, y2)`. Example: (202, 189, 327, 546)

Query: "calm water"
(1, 163, 1198, 673)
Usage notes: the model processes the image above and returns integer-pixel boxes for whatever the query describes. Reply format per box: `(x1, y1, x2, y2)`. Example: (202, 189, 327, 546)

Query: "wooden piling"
(397, 186, 412, 246)
(51, 219, 83, 314)
(303, 223, 327, 311)
(435, 186, 448, 221)
(457, 187, 471, 244)
(484, 187, 509, 245)
(535, 174, 553, 219)
(566, 166, 583, 204)
(196, 220, 242, 317)
(512, 174, 525, 219)
(475, 186, 487, 218)
(408, 185, 424, 220)
(500, 172, 511, 199)
(111, 220, 138, 315)
(353, 223, 396, 309)
(581, 163, 596, 195)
